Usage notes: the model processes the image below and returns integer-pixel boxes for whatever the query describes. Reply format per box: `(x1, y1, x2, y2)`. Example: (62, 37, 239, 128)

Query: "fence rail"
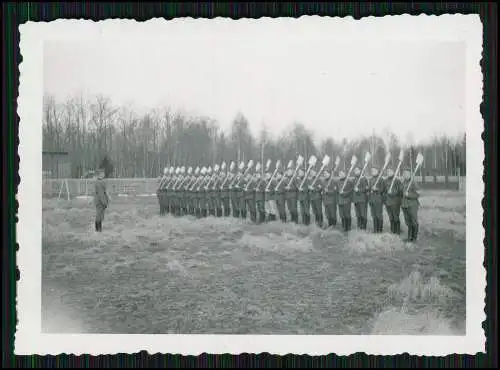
(43, 176, 465, 199)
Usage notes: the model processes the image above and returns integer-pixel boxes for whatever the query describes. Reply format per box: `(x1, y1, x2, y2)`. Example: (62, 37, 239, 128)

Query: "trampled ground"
(42, 190, 466, 334)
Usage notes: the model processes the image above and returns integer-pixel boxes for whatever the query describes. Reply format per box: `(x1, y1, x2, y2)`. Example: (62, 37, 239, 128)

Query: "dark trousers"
(286, 199, 299, 223)
(311, 200, 323, 227)
(369, 200, 384, 233)
(338, 202, 352, 231)
(276, 199, 287, 222)
(300, 200, 311, 225)
(385, 202, 402, 234)
(324, 202, 338, 227)
(354, 201, 368, 230)
(402, 204, 419, 241)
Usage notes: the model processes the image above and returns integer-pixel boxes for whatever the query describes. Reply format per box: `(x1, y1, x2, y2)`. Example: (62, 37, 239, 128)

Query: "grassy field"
(42, 190, 466, 335)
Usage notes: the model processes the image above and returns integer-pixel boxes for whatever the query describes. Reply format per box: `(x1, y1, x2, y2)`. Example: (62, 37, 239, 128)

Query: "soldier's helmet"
(386, 168, 394, 177)
(354, 167, 361, 176)
(339, 170, 346, 179)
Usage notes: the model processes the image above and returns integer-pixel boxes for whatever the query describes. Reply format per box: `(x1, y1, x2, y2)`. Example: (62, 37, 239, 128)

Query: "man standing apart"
(401, 168, 420, 242)
(94, 168, 110, 232)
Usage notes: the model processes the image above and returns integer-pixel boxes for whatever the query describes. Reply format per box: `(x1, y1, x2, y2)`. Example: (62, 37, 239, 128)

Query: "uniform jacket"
(284, 176, 299, 201)
(254, 177, 266, 202)
(323, 177, 339, 205)
(308, 178, 324, 202)
(244, 176, 257, 201)
(352, 176, 369, 203)
(401, 179, 420, 208)
(236, 176, 248, 200)
(273, 176, 287, 201)
(297, 177, 310, 202)
(94, 178, 110, 208)
(338, 177, 354, 205)
(385, 176, 403, 206)
(368, 176, 387, 204)
(220, 174, 231, 198)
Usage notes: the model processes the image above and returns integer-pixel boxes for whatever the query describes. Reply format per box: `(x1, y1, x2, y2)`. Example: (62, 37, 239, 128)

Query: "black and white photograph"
(17, 15, 484, 355)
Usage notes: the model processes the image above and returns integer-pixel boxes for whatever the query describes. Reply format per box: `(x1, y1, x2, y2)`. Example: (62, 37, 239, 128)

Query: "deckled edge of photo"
(15, 15, 485, 356)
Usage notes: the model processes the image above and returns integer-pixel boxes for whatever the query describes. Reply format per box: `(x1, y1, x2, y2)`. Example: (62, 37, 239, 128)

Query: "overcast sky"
(43, 20, 465, 144)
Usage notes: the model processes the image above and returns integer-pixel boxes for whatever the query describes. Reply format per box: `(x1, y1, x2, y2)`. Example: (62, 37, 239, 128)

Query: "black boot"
(373, 218, 378, 233)
(95, 222, 99, 232)
(98, 222, 102, 232)
(412, 224, 419, 241)
(379, 219, 383, 233)
(405, 226, 412, 242)
(332, 218, 337, 226)
(397, 221, 401, 234)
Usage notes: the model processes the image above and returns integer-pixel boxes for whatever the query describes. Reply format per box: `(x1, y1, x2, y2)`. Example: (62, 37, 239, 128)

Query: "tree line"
(43, 94, 466, 179)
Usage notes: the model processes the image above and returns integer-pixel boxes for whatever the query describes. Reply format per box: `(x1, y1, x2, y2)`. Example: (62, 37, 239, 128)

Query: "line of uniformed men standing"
(157, 159, 420, 242)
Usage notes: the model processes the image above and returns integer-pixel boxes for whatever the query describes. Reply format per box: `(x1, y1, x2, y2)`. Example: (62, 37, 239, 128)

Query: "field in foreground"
(42, 190, 466, 335)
